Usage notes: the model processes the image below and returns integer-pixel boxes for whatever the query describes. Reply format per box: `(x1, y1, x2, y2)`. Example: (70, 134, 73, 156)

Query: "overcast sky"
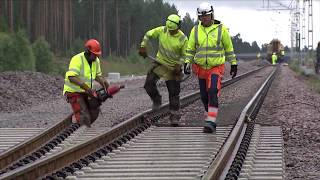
(165, 0, 320, 48)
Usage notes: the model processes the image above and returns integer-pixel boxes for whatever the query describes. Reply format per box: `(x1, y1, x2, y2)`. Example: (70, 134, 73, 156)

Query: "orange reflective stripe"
(208, 111, 217, 117)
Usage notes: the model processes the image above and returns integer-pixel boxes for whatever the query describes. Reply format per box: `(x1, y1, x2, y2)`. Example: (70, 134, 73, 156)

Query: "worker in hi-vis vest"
(139, 14, 188, 127)
(272, 52, 277, 65)
(183, 2, 237, 133)
(63, 39, 109, 127)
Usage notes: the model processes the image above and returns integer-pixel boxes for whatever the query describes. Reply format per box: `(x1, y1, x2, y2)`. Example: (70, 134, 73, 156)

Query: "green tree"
(12, 30, 35, 71)
(0, 16, 9, 32)
(32, 37, 54, 73)
(181, 13, 195, 36)
(0, 32, 12, 71)
(0, 30, 35, 71)
(251, 41, 260, 52)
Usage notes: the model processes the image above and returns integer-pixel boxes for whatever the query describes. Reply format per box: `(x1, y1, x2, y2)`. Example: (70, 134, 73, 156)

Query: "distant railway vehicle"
(267, 39, 285, 63)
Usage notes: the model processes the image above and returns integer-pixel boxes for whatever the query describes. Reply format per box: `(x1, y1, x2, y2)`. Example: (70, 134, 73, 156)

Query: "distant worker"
(139, 14, 188, 126)
(280, 50, 285, 63)
(257, 52, 261, 60)
(316, 42, 320, 74)
(183, 2, 237, 133)
(63, 39, 109, 127)
(271, 52, 277, 65)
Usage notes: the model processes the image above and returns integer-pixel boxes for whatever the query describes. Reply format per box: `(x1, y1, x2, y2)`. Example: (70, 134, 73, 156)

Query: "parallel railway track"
(0, 65, 284, 179)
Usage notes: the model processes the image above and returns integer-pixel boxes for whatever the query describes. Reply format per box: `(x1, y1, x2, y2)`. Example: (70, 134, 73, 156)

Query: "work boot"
(79, 115, 91, 128)
(203, 121, 216, 133)
(152, 100, 162, 110)
(169, 111, 180, 127)
(71, 115, 78, 124)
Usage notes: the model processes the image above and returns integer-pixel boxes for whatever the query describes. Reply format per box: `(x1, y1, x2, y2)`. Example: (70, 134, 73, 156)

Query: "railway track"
(0, 65, 284, 179)
(0, 128, 44, 154)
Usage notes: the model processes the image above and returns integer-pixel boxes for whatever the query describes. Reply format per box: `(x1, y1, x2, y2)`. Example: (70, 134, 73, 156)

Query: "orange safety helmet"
(85, 39, 101, 55)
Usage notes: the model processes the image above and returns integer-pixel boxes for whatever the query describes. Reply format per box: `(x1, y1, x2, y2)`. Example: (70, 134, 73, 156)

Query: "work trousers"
(199, 74, 219, 112)
(193, 64, 224, 123)
(66, 93, 100, 127)
(144, 71, 181, 111)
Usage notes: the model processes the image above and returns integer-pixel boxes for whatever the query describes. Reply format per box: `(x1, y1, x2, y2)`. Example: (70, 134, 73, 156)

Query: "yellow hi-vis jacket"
(63, 52, 102, 95)
(185, 20, 237, 69)
(140, 26, 188, 68)
(271, 54, 277, 64)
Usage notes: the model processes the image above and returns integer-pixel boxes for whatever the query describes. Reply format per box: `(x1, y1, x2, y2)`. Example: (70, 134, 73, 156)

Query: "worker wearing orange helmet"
(184, 2, 237, 133)
(63, 39, 109, 127)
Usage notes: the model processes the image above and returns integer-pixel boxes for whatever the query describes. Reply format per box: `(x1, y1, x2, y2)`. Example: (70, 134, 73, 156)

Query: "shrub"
(67, 38, 84, 57)
(0, 30, 35, 71)
(32, 37, 54, 73)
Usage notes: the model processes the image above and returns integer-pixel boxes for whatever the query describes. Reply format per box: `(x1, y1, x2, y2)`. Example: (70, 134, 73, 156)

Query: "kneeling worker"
(63, 39, 109, 127)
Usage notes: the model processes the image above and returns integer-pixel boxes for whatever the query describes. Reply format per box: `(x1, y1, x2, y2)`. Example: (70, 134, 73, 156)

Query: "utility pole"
(261, 0, 315, 64)
(301, 0, 306, 50)
(261, 0, 297, 60)
(307, 0, 313, 50)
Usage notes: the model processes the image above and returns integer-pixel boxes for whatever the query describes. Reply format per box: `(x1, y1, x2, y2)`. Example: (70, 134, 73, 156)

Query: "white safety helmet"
(197, 2, 214, 16)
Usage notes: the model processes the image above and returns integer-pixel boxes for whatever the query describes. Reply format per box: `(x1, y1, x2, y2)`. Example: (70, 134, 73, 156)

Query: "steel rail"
(0, 66, 267, 179)
(0, 114, 73, 170)
(202, 65, 279, 180)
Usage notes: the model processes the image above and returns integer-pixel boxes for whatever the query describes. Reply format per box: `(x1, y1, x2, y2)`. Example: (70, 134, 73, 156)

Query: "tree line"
(0, 0, 263, 56)
(0, 0, 264, 73)
(0, 0, 196, 57)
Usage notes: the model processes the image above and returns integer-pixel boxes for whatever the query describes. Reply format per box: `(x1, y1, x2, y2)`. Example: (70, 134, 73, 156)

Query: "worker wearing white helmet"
(184, 2, 237, 133)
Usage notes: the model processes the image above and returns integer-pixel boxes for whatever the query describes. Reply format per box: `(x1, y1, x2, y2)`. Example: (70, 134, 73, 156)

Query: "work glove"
(230, 65, 238, 78)
(81, 83, 96, 97)
(102, 80, 109, 91)
(183, 63, 191, 75)
(85, 88, 97, 98)
(138, 47, 147, 58)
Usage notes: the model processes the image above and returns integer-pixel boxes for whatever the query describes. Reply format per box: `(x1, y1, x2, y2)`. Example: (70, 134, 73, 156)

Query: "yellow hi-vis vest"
(140, 26, 188, 68)
(63, 52, 102, 95)
(271, 54, 277, 64)
(185, 20, 237, 69)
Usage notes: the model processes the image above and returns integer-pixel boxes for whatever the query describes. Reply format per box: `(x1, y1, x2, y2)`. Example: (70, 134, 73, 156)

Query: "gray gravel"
(256, 65, 320, 180)
(177, 65, 274, 127)
(1, 60, 317, 179)
(0, 60, 261, 128)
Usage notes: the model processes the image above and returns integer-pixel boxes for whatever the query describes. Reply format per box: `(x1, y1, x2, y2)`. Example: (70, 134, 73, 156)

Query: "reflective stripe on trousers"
(197, 64, 224, 122)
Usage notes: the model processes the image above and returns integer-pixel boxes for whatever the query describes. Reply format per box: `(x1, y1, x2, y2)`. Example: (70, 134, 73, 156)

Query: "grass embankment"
(289, 61, 320, 94)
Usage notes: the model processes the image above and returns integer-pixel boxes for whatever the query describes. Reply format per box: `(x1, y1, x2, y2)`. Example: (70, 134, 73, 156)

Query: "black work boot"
(151, 96, 162, 110)
(169, 111, 180, 127)
(152, 102, 161, 110)
(203, 121, 216, 133)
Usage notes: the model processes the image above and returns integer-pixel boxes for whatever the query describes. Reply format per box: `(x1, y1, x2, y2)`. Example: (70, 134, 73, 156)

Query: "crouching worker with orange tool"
(63, 39, 124, 127)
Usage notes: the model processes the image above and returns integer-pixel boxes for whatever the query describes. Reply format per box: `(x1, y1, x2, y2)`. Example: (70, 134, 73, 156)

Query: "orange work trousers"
(192, 64, 225, 112)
